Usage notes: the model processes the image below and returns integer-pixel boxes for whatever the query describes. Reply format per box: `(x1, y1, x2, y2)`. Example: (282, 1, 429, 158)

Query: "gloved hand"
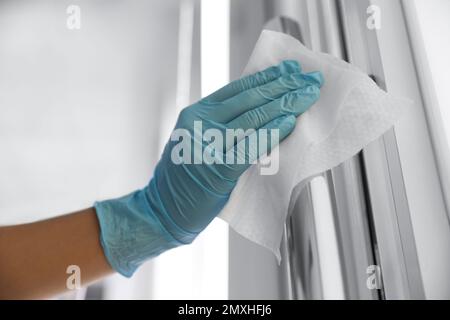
(94, 60, 323, 277)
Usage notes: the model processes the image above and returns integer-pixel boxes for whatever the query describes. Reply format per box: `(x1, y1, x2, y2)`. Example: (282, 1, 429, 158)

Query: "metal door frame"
(265, 0, 425, 300)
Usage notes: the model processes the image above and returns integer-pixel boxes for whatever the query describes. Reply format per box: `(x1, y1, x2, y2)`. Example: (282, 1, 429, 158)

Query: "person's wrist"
(94, 185, 194, 277)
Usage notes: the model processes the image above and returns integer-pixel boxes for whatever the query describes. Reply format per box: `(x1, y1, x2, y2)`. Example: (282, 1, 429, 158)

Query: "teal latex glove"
(94, 60, 323, 277)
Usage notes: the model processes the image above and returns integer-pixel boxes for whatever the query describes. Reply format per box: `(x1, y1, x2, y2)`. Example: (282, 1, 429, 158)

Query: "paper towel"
(218, 30, 408, 261)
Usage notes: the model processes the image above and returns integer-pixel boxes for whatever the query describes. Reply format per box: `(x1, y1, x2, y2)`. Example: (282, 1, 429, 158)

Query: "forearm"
(0, 207, 113, 299)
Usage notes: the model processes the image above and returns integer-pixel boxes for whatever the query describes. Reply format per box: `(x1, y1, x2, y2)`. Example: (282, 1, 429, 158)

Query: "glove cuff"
(94, 187, 197, 277)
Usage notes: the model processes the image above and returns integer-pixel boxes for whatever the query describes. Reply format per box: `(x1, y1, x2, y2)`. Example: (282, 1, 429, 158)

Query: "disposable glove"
(94, 60, 323, 277)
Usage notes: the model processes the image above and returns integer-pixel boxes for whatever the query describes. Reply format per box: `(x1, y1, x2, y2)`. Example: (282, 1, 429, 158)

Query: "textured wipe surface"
(218, 30, 408, 260)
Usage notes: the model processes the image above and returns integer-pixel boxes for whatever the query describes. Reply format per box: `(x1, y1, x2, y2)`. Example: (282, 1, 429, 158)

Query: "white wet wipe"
(218, 30, 408, 261)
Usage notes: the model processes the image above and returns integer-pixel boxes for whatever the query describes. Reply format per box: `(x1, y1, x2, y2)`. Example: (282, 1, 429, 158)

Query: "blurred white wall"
(0, 0, 180, 224)
(413, 0, 450, 148)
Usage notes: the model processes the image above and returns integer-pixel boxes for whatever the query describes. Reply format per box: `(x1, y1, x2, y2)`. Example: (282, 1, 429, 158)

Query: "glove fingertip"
(305, 71, 325, 88)
(279, 114, 297, 137)
(279, 60, 302, 75)
(266, 114, 296, 146)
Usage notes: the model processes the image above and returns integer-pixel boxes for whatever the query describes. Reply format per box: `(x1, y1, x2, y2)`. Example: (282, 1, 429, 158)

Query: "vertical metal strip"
(337, 0, 425, 299)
